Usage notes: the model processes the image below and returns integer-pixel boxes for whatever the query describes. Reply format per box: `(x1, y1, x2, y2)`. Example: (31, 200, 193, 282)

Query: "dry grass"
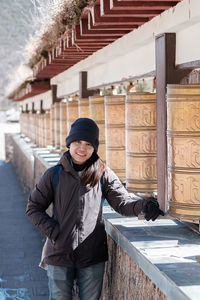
(8, 0, 94, 98)
(24, 0, 94, 68)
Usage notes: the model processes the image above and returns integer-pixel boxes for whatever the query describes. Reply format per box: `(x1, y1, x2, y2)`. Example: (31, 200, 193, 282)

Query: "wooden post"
(79, 71, 99, 99)
(155, 33, 191, 211)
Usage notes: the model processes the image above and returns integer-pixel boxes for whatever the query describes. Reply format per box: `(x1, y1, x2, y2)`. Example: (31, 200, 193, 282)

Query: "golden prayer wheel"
(126, 93, 157, 193)
(167, 84, 200, 223)
(19, 113, 23, 134)
(54, 103, 61, 149)
(39, 114, 45, 147)
(60, 102, 68, 151)
(31, 113, 36, 143)
(78, 98, 90, 118)
(105, 95, 125, 182)
(89, 96, 106, 161)
(67, 99, 79, 130)
(50, 104, 55, 147)
(44, 111, 51, 147)
(35, 113, 39, 146)
(38, 114, 42, 147)
(29, 112, 33, 140)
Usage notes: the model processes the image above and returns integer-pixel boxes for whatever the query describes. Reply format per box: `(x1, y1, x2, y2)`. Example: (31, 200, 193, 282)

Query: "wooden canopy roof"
(33, 0, 182, 79)
(12, 0, 182, 101)
(13, 80, 50, 102)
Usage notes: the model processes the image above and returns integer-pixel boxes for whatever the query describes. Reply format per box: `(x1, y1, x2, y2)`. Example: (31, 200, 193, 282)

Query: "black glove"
(143, 198, 165, 221)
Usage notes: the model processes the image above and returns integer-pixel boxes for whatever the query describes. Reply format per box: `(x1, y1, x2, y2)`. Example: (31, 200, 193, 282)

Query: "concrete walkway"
(0, 160, 48, 300)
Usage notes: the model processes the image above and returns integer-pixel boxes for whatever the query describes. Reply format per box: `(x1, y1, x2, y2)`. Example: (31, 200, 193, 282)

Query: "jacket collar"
(57, 151, 79, 179)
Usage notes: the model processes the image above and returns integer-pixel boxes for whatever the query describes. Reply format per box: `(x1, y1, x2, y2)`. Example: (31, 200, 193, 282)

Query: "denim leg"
(47, 264, 75, 300)
(77, 262, 105, 300)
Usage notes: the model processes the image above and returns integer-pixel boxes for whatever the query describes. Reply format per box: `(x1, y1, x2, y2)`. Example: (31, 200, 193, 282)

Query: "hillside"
(0, 0, 43, 104)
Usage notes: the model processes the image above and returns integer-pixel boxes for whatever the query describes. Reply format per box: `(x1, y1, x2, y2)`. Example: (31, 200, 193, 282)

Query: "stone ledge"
(103, 205, 200, 300)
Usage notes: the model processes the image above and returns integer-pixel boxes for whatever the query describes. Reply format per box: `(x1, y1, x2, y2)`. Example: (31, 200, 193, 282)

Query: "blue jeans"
(47, 262, 105, 300)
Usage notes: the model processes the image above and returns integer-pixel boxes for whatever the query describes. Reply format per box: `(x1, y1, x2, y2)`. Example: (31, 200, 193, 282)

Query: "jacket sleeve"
(26, 167, 60, 241)
(104, 168, 148, 217)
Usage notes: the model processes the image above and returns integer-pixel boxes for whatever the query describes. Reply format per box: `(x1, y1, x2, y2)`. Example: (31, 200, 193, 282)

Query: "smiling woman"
(26, 117, 164, 300)
(69, 140, 94, 164)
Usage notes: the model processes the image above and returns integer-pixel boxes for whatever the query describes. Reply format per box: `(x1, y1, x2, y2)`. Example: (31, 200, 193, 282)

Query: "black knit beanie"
(66, 118, 99, 152)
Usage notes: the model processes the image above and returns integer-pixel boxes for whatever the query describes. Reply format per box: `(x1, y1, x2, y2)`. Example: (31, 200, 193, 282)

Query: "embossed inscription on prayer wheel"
(89, 96, 106, 161)
(78, 98, 90, 118)
(60, 102, 68, 151)
(126, 93, 157, 193)
(167, 84, 200, 223)
(67, 99, 79, 130)
(105, 95, 125, 181)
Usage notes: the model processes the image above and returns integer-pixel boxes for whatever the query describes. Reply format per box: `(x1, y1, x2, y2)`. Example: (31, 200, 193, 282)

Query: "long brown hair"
(81, 151, 106, 188)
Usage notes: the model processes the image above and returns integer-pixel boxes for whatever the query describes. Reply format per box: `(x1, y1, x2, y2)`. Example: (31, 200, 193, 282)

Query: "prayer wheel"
(89, 96, 106, 161)
(35, 113, 39, 146)
(44, 111, 51, 147)
(105, 95, 125, 182)
(67, 98, 79, 131)
(126, 93, 157, 194)
(50, 104, 55, 147)
(39, 114, 45, 147)
(38, 114, 42, 146)
(19, 113, 24, 135)
(78, 98, 90, 118)
(54, 103, 61, 149)
(60, 102, 68, 151)
(167, 84, 200, 223)
(31, 113, 37, 144)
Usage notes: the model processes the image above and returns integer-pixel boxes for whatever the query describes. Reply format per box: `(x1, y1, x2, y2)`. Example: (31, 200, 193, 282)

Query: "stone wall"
(101, 235, 167, 300)
(5, 133, 34, 196)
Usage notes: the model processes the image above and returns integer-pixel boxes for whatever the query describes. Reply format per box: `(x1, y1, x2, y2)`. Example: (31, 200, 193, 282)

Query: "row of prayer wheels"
(20, 112, 51, 146)
(50, 94, 157, 195)
(20, 85, 200, 223)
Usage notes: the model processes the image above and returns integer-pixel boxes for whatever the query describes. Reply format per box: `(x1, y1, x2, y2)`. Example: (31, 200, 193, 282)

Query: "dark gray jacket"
(26, 152, 148, 268)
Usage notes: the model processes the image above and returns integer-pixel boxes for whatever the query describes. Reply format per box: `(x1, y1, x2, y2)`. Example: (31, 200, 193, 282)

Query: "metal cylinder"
(105, 95, 125, 182)
(44, 111, 51, 147)
(67, 98, 79, 131)
(50, 104, 55, 147)
(167, 84, 200, 223)
(60, 102, 68, 151)
(54, 103, 61, 149)
(78, 98, 90, 118)
(126, 93, 157, 194)
(89, 96, 106, 161)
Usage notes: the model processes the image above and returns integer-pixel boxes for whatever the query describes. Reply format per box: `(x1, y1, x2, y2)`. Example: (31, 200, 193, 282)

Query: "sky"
(0, 0, 39, 102)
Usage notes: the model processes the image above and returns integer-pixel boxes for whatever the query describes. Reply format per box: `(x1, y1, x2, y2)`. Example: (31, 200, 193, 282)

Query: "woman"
(26, 118, 163, 300)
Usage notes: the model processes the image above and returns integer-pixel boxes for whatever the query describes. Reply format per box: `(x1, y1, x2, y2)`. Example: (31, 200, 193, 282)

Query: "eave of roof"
(12, 0, 183, 101)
